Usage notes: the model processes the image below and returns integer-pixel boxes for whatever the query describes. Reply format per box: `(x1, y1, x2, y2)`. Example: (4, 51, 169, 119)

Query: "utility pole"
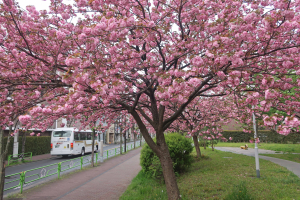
(252, 108, 260, 178)
(13, 128, 19, 157)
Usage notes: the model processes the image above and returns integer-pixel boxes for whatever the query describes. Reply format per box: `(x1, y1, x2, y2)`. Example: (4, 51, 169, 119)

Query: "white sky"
(16, 0, 51, 11)
(16, 0, 74, 11)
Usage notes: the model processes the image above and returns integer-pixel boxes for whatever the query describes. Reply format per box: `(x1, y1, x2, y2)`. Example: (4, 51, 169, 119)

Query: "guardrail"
(4, 140, 145, 194)
(7, 152, 32, 166)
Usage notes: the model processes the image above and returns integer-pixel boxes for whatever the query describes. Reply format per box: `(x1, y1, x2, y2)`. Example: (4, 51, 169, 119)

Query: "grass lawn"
(217, 142, 300, 153)
(120, 148, 300, 200)
(260, 153, 300, 163)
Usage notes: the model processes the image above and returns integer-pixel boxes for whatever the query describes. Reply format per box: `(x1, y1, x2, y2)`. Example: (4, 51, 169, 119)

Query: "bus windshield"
(52, 131, 72, 137)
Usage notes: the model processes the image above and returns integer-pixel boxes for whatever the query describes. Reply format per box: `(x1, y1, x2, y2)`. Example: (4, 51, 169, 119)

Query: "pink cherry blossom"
(19, 115, 31, 125)
(255, 138, 260, 143)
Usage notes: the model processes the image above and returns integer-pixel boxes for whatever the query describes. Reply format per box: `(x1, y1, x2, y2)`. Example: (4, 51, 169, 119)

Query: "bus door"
(74, 132, 86, 154)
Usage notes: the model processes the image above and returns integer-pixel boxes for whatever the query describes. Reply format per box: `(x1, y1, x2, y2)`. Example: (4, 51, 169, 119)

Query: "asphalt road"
(4, 141, 142, 196)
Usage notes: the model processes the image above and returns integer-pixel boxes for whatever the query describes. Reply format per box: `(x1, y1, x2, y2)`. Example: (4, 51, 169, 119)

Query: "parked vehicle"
(51, 128, 99, 157)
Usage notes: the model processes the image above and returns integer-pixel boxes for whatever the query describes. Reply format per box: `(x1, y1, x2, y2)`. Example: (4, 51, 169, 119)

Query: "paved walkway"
(5, 148, 142, 200)
(215, 147, 300, 178)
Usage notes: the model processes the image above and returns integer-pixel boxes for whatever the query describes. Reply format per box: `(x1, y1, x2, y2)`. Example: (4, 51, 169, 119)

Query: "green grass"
(224, 181, 254, 200)
(217, 142, 300, 153)
(7, 159, 31, 167)
(260, 153, 300, 163)
(5, 193, 23, 199)
(120, 148, 300, 200)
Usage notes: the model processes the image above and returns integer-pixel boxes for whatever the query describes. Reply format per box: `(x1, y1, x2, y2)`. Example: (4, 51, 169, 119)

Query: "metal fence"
(4, 141, 145, 194)
(7, 152, 32, 166)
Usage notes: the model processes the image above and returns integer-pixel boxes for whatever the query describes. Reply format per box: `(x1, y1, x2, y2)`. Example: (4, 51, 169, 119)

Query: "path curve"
(215, 147, 300, 178)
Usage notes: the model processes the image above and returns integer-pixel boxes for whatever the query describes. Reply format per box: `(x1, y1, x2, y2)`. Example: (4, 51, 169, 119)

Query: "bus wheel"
(62, 155, 68, 158)
(81, 148, 85, 156)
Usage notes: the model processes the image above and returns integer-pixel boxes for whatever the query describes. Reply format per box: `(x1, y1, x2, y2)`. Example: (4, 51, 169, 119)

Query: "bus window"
(81, 132, 87, 140)
(87, 132, 92, 140)
(74, 132, 80, 140)
(53, 131, 72, 137)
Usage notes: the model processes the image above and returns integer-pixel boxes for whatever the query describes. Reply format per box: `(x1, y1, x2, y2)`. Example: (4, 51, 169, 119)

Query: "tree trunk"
(91, 129, 95, 167)
(0, 156, 5, 200)
(0, 130, 5, 200)
(156, 135, 181, 200)
(132, 126, 136, 149)
(140, 135, 142, 146)
(124, 132, 126, 153)
(21, 131, 26, 154)
(0, 128, 12, 200)
(130, 110, 181, 200)
(192, 135, 201, 158)
(120, 126, 123, 155)
(203, 139, 206, 149)
(124, 116, 126, 153)
(211, 140, 214, 151)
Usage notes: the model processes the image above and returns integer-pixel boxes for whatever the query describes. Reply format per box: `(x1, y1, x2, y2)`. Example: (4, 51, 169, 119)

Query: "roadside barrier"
(4, 140, 145, 194)
(7, 152, 32, 166)
(105, 142, 138, 159)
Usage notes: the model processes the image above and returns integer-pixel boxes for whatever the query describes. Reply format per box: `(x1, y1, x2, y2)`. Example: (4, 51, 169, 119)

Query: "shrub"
(140, 133, 193, 179)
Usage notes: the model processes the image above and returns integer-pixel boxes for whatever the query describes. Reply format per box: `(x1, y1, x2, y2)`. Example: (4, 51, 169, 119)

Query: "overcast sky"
(16, 0, 74, 11)
(16, 0, 51, 11)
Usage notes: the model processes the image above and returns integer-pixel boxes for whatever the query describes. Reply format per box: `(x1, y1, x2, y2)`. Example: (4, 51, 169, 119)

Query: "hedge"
(222, 130, 300, 144)
(1, 136, 51, 160)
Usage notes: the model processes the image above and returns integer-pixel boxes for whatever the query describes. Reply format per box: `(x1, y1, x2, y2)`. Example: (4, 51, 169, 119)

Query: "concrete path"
(215, 147, 300, 178)
(5, 148, 142, 200)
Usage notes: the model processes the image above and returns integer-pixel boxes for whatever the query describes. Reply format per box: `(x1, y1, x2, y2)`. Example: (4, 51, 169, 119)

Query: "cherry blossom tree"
(168, 96, 236, 157)
(0, 1, 76, 197)
(2, 0, 300, 199)
(235, 89, 300, 137)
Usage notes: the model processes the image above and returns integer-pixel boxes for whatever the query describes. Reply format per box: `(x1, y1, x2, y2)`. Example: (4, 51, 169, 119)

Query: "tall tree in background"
(168, 96, 236, 158)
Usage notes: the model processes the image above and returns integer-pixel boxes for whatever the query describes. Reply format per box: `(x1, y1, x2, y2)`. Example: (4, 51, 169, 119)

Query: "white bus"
(51, 128, 99, 157)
